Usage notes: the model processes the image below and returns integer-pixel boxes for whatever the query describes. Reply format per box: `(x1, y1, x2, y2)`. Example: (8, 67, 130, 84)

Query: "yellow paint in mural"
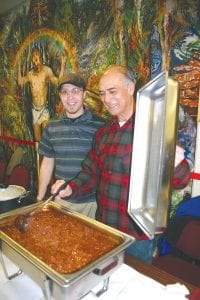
(11, 28, 78, 79)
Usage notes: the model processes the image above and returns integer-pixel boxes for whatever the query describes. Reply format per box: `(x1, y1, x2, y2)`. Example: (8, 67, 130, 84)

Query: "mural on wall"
(150, 24, 162, 79)
(0, 0, 199, 204)
(165, 1, 200, 216)
(15, 29, 77, 141)
(0, 0, 163, 193)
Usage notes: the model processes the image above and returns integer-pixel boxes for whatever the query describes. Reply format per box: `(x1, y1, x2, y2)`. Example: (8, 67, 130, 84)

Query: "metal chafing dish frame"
(0, 201, 134, 300)
(128, 71, 179, 239)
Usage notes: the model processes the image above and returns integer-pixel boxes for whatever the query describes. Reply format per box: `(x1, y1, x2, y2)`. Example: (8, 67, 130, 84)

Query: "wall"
(0, 0, 199, 207)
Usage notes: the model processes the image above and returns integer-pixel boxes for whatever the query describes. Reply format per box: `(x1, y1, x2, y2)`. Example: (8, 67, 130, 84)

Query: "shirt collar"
(61, 107, 92, 123)
(110, 113, 135, 128)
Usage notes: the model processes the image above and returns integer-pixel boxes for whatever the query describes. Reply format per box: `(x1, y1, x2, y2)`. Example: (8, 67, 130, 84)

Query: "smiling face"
(99, 66, 135, 122)
(59, 83, 85, 118)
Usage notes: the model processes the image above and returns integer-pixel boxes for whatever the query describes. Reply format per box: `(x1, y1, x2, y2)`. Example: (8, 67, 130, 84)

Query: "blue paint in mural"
(170, 27, 199, 67)
(178, 107, 196, 169)
(150, 25, 162, 79)
(170, 27, 200, 171)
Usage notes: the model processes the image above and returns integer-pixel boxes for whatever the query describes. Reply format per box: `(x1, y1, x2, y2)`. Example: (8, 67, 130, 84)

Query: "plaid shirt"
(70, 114, 144, 238)
(70, 114, 190, 238)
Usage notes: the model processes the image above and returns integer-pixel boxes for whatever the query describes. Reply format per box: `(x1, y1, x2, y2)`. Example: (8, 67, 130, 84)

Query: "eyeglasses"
(60, 88, 83, 96)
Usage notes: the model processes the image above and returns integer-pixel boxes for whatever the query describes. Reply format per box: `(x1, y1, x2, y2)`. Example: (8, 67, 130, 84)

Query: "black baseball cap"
(58, 73, 86, 91)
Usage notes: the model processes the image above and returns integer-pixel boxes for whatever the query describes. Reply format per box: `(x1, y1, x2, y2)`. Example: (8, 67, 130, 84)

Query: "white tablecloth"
(0, 254, 189, 300)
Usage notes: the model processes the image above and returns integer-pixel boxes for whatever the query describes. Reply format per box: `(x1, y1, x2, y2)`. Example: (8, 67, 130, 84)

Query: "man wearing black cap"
(37, 73, 105, 218)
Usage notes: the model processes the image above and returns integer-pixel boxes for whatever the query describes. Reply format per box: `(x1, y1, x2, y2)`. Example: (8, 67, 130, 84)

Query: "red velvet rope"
(0, 135, 35, 147)
(1, 135, 200, 180)
(190, 172, 200, 180)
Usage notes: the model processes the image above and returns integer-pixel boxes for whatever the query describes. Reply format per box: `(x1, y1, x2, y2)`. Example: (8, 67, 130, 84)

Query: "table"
(124, 254, 198, 294)
(0, 253, 196, 300)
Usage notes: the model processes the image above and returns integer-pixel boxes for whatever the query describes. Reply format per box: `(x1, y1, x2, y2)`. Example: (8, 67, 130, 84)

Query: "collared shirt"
(38, 108, 105, 203)
(69, 114, 191, 238)
(69, 114, 144, 237)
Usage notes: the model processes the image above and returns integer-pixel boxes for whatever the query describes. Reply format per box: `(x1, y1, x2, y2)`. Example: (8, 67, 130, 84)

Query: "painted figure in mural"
(37, 73, 105, 218)
(51, 65, 191, 263)
(17, 47, 65, 141)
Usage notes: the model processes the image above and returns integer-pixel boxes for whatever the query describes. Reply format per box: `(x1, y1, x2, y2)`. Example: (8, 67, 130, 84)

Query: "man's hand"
(51, 179, 72, 199)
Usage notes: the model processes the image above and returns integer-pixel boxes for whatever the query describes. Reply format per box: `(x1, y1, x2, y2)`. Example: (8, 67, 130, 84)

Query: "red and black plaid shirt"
(69, 114, 190, 238)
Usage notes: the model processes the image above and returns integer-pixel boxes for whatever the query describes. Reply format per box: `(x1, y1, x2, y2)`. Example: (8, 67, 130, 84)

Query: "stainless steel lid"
(128, 71, 179, 239)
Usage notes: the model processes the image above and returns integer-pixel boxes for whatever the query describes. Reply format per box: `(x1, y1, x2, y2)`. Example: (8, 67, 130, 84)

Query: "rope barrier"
(0, 136, 35, 147)
(190, 172, 200, 180)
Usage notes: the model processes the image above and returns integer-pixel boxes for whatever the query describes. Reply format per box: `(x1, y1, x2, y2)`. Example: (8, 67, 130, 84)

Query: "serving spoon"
(14, 181, 67, 233)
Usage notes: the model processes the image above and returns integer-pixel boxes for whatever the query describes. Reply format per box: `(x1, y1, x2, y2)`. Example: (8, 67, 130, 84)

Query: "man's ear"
(127, 81, 135, 96)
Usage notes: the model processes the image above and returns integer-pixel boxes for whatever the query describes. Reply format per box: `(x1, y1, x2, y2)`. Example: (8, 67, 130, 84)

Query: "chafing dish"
(0, 185, 32, 213)
(128, 71, 179, 239)
(0, 202, 134, 300)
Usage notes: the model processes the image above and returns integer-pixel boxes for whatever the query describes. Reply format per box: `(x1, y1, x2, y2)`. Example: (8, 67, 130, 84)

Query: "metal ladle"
(14, 181, 67, 233)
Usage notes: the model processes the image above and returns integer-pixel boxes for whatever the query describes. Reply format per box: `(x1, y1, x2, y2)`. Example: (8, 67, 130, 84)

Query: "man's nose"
(68, 91, 74, 99)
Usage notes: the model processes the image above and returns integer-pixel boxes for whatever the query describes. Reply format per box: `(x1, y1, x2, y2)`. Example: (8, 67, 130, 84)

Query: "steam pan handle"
(93, 256, 118, 276)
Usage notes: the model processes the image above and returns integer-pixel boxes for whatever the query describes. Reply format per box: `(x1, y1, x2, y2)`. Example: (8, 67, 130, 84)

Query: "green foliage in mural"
(1, 96, 26, 138)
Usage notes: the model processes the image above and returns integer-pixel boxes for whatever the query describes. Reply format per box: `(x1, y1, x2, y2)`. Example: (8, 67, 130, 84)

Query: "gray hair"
(125, 67, 137, 84)
(103, 65, 137, 84)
